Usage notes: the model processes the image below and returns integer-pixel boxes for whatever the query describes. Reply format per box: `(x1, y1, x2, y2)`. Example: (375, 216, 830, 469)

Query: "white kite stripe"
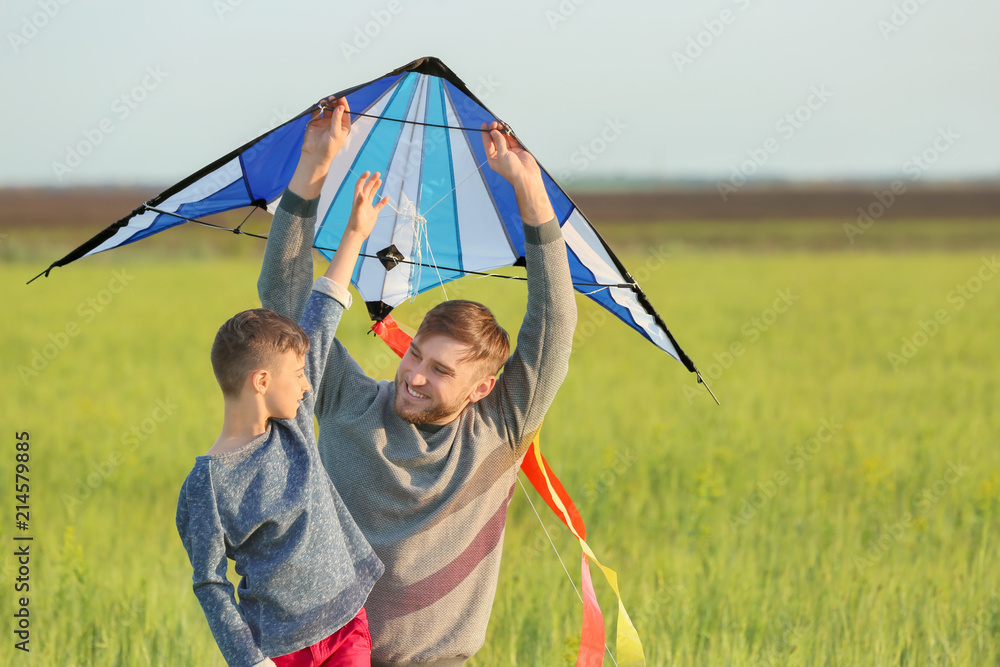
(561, 209, 680, 359)
(85, 157, 244, 257)
(382, 74, 431, 307)
(314, 85, 395, 221)
(444, 89, 515, 271)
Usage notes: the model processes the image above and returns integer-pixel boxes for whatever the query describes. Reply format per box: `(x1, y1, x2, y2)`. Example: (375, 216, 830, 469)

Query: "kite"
(32, 56, 715, 664)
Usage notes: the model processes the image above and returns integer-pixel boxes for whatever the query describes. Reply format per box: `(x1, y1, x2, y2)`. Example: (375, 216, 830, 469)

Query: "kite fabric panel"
(32, 56, 698, 374)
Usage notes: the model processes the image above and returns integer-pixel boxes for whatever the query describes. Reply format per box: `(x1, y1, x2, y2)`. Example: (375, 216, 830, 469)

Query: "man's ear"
(466, 375, 497, 404)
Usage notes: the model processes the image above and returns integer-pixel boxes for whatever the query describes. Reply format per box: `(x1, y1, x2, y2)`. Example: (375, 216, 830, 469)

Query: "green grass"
(2, 222, 999, 665)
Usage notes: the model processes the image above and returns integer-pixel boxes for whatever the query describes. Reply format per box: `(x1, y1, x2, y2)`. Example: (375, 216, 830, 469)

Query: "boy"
(176, 169, 389, 666)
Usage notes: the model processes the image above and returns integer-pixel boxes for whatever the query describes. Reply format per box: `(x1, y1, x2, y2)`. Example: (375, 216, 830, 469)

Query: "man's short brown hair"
(211, 308, 310, 398)
(415, 300, 510, 377)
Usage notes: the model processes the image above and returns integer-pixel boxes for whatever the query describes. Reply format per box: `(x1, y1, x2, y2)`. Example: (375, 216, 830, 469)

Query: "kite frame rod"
(317, 103, 511, 135)
(142, 205, 637, 290)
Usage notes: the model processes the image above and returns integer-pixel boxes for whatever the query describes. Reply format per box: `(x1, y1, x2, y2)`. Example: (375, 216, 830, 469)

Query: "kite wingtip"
(696, 371, 721, 405)
(26, 267, 52, 285)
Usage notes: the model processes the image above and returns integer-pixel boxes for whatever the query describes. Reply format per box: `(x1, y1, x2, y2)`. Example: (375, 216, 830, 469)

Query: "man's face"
(393, 334, 494, 425)
(263, 350, 310, 420)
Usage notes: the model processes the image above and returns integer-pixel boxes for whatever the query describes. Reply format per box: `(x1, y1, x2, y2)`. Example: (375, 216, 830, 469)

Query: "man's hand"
(481, 121, 555, 226)
(302, 96, 351, 167)
(346, 171, 389, 241)
(288, 97, 352, 200)
(481, 121, 540, 185)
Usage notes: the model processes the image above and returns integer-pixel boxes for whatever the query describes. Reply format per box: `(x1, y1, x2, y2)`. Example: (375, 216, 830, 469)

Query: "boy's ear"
(466, 375, 497, 404)
(250, 369, 271, 395)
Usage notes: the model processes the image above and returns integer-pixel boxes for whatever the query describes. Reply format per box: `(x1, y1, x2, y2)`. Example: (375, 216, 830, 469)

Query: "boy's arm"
(477, 124, 577, 450)
(176, 473, 268, 667)
(258, 98, 352, 323)
(295, 172, 388, 419)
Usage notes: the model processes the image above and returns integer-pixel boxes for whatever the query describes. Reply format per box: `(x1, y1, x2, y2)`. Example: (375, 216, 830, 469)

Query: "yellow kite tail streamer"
(530, 434, 646, 665)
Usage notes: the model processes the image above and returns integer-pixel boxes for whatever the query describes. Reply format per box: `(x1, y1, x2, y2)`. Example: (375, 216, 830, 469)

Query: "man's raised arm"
(478, 123, 577, 450)
(258, 98, 351, 321)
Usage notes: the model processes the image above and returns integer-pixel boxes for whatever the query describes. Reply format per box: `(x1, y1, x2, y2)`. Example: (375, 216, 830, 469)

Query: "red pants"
(272, 607, 372, 667)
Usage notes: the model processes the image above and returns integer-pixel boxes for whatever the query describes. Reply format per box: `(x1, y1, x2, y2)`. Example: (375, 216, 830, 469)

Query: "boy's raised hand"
(346, 171, 389, 240)
(322, 171, 388, 288)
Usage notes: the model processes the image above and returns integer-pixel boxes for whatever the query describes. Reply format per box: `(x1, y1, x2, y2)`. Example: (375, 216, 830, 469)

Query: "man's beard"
(391, 378, 465, 425)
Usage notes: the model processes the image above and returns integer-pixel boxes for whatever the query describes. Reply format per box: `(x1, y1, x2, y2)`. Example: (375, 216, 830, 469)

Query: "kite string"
(379, 196, 450, 303)
(141, 204, 630, 288)
(516, 475, 619, 667)
(419, 156, 490, 218)
(349, 153, 490, 303)
(340, 162, 461, 304)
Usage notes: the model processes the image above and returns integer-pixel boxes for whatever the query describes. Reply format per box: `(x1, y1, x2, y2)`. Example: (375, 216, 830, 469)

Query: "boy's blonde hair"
(211, 308, 310, 398)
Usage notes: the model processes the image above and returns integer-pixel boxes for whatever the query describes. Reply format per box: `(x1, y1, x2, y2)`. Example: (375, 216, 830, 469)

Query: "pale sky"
(2, 0, 997, 187)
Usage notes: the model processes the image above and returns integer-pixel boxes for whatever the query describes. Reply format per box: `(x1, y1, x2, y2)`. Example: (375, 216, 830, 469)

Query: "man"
(258, 98, 576, 665)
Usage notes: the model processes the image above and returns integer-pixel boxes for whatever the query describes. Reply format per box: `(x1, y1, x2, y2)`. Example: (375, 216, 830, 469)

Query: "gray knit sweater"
(176, 280, 383, 667)
(258, 190, 576, 665)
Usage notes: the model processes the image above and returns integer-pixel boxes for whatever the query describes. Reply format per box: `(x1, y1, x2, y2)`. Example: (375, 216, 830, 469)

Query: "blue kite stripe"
(344, 73, 403, 120)
(443, 82, 523, 258)
(315, 73, 418, 287)
(242, 116, 311, 204)
(417, 75, 462, 294)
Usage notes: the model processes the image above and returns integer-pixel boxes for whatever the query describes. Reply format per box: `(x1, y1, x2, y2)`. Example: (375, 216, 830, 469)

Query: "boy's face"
(392, 334, 495, 425)
(263, 350, 310, 420)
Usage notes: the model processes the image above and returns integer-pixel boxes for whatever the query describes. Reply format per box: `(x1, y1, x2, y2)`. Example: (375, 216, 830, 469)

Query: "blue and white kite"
(32, 56, 710, 392)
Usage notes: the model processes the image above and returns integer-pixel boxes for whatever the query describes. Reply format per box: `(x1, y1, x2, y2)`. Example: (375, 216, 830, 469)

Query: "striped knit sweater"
(258, 189, 576, 665)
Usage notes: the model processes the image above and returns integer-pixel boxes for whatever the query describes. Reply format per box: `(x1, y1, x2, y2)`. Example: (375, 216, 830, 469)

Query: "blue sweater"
(176, 279, 383, 667)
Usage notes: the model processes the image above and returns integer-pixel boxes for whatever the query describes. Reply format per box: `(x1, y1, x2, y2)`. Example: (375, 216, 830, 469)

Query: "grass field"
(2, 220, 999, 665)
